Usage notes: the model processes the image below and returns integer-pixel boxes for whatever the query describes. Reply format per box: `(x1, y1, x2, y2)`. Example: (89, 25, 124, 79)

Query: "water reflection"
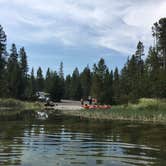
(0, 119, 166, 166)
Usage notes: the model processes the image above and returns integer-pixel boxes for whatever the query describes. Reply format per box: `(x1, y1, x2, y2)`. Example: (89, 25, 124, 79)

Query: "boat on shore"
(82, 104, 111, 110)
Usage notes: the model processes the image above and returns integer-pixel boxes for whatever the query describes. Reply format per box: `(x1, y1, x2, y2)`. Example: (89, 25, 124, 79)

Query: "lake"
(0, 115, 166, 166)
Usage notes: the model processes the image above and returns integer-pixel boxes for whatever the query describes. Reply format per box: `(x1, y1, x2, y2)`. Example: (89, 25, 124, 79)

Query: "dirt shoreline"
(44, 99, 166, 124)
(47, 100, 83, 111)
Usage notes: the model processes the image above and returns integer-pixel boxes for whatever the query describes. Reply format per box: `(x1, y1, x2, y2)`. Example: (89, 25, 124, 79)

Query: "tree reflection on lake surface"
(0, 118, 166, 166)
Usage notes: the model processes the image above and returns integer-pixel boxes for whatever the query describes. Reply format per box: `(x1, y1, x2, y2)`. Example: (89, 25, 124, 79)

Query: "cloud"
(0, 0, 166, 55)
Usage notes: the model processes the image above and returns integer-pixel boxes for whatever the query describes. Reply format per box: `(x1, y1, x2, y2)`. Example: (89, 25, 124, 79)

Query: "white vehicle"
(36, 92, 50, 102)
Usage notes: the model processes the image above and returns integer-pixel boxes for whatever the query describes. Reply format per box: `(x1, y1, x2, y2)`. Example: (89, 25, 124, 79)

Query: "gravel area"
(53, 100, 83, 111)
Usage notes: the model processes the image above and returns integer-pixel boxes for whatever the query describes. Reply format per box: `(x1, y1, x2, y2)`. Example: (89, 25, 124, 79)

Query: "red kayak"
(82, 105, 111, 110)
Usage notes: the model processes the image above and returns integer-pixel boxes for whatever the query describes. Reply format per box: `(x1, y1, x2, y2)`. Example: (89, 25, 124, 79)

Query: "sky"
(0, 0, 166, 75)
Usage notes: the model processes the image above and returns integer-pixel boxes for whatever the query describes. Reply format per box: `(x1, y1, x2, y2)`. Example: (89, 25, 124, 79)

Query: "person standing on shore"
(80, 98, 84, 105)
(88, 96, 92, 105)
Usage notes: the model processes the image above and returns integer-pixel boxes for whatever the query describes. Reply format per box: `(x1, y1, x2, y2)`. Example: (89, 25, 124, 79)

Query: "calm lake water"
(0, 115, 166, 166)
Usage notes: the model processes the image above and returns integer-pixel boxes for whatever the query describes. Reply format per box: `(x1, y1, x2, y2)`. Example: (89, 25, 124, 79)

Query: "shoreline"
(49, 98, 166, 124)
(0, 98, 166, 124)
(56, 109, 166, 124)
(0, 98, 43, 118)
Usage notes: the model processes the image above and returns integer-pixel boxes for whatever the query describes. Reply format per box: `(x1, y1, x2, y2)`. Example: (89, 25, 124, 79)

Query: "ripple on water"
(0, 122, 165, 166)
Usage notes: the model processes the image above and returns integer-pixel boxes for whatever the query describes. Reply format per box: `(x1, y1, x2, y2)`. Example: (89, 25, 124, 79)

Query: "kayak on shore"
(82, 104, 111, 110)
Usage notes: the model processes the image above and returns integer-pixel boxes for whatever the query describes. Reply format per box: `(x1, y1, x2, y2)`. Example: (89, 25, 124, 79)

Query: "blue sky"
(0, 0, 166, 75)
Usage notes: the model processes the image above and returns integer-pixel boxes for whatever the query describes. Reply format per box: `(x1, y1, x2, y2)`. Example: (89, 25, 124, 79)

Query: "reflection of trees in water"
(118, 123, 166, 162)
(0, 119, 166, 165)
(0, 121, 25, 166)
(0, 120, 64, 166)
(62, 119, 124, 160)
(27, 120, 166, 166)
(61, 119, 166, 165)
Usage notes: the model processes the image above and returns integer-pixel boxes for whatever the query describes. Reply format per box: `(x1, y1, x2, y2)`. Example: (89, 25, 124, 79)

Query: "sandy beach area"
(53, 100, 83, 111)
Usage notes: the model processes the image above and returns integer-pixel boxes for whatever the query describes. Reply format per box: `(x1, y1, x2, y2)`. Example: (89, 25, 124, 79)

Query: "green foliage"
(0, 98, 43, 115)
(7, 44, 21, 98)
(59, 62, 64, 79)
(80, 66, 91, 99)
(0, 18, 166, 103)
(60, 98, 166, 123)
(103, 70, 114, 104)
(44, 69, 64, 102)
(19, 47, 28, 76)
(45, 68, 51, 93)
(91, 58, 109, 103)
(70, 68, 82, 100)
(19, 47, 28, 99)
(36, 67, 44, 91)
(64, 75, 71, 99)
(0, 25, 7, 97)
(113, 67, 120, 104)
(0, 25, 6, 57)
(28, 68, 36, 100)
(49, 71, 64, 102)
(152, 18, 166, 69)
(145, 47, 166, 98)
(58, 62, 65, 98)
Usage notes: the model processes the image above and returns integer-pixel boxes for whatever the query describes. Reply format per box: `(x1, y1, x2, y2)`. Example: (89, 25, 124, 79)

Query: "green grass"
(0, 98, 44, 116)
(60, 98, 166, 124)
(0, 98, 166, 123)
(0, 98, 23, 108)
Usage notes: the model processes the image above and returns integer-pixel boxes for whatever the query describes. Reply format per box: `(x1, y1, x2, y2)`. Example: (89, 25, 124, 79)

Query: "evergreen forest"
(0, 18, 166, 104)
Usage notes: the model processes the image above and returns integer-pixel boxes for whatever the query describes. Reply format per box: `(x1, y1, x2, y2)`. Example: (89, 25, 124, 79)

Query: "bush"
(0, 98, 23, 108)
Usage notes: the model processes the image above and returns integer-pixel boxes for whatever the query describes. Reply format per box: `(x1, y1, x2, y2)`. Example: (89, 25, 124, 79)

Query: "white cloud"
(0, 0, 166, 54)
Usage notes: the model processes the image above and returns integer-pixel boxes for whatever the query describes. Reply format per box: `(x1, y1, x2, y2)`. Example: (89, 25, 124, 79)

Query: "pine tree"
(70, 68, 82, 100)
(127, 54, 142, 101)
(91, 58, 108, 103)
(152, 18, 166, 69)
(59, 62, 64, 79)
(19, 47, 28, 99)
(64, 75, 71, 99)
(113, 67, 120, 104)
(151, 18, 166, 97)
(29, 68, 36, 99)
(102, 69, 113, 104)
(45, 68, 51, 93)
(48, 71, 64, 102)
(119, 65, 130, 104)
(80, 66, 91, 99)
(0, 25, 7, 68)
(36, 67, 44, 91)
(19, 47, 28, 76)
(0, 25, 7, 97)
(7, 44, 21, 98)
(135, 41, 144, 60)
(58, 62, 65, 98)
(145, 47, 165, 97)
(48, 71, 59, 101)
(90, 70, 101, 101)
(135, 41, 145, 98)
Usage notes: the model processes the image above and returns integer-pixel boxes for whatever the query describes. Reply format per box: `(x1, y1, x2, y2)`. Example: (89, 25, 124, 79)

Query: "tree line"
(0, 18, 166, 104)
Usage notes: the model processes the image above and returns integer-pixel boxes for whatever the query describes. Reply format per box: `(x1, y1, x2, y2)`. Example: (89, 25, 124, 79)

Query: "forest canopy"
(0, 18, 166, 104)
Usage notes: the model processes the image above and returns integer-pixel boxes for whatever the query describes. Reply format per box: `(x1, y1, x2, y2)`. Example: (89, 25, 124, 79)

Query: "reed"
(0, 98, 43, 114)
(60, 98, 166, 123)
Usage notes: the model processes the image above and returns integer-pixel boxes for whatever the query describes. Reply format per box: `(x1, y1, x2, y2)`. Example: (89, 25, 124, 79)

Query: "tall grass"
(0, 98, 43, 114)
(0, 98, 44, 120)
(60, 98, 166, 124)
(0, 98, 23, 108)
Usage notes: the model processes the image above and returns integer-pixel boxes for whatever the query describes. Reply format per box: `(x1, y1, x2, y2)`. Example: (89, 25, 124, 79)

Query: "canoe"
(82, 105, 111, 110)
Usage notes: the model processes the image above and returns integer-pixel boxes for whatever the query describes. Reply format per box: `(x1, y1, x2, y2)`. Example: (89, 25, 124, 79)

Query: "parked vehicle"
(36, 92, 50, 102)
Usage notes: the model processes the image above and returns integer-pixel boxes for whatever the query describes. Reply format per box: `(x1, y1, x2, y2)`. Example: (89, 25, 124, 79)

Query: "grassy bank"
(1, 98, 166, 124)
(60, 98, 166, 124)
(0, 98, 44, 117)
